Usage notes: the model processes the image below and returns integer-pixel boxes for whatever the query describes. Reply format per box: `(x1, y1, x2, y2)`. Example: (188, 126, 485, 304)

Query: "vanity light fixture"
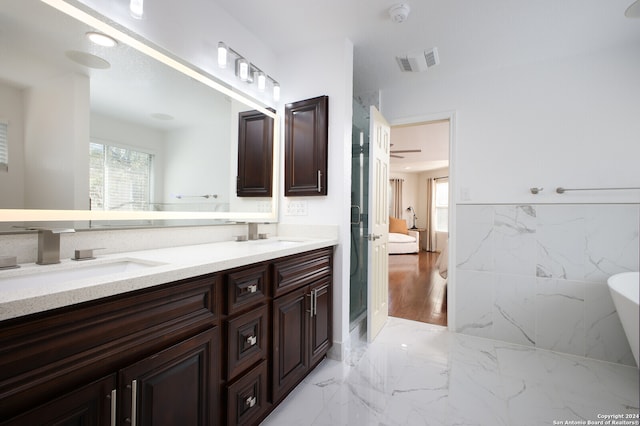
(130, 0, 144, 19)
(218, 41, 281, 101)
(86, 31, 117, 47)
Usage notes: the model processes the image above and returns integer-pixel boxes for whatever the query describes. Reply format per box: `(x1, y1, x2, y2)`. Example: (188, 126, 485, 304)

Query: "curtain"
(389, 178, 403, 218)
(424, 178, 437, 251)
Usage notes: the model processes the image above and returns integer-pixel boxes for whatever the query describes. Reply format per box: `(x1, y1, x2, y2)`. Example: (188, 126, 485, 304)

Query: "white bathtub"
(607, 272, 639, 367)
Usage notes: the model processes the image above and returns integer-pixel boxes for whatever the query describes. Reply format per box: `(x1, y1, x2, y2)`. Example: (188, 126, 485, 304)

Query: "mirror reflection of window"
(89, 142, 153, 211)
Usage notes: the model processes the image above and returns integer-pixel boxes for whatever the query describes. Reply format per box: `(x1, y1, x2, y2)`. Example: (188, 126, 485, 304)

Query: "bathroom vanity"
(0, 241, 335, 426)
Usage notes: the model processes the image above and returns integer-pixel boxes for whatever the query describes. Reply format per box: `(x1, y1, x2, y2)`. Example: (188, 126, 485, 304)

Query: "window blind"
(0, 121, 8, 172)
(89, 142, 152, 211)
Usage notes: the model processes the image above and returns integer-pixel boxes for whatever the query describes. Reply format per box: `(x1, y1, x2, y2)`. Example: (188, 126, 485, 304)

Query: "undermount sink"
(0, 258, 165, 290)
(246, 239, 306, 248)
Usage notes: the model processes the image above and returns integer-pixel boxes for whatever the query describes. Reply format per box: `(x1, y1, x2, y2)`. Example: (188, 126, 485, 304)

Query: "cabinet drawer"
(225, 264, 268, 315)
(226, 360, 268, 426)
(225, 304, 268, 381)
(272, 247, 332, 297)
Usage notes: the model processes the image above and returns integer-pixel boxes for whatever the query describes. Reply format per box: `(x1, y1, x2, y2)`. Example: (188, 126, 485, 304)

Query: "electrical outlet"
(285, 200, 308, 216)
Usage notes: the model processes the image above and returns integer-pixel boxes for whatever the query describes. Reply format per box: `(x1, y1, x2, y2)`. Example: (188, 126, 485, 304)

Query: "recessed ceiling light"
(404, 166, 412, 170)
(86, 32, 117, 47)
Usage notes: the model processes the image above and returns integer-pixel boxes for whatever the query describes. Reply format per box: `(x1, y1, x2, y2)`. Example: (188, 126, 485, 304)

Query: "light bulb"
(238, 59, 249, 81)
(257, 72, 266, 91)
(217, 42, 227, 68)
(130, 0, 144, 19)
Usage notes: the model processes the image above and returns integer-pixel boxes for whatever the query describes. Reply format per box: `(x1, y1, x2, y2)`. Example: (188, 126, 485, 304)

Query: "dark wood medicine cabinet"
(237, 110, 274, 197)
(284, 96, 329, 197)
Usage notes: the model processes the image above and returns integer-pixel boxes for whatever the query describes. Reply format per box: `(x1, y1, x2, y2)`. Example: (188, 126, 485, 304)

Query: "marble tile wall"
(455, 203, 639, 366)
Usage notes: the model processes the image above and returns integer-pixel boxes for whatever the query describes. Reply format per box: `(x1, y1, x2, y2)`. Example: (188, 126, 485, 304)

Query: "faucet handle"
(72, 248, 105, 261)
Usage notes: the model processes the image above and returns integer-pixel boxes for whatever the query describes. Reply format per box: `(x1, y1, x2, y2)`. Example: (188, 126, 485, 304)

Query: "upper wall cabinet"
(284, 96, 329, 196)
(237, 110, 274, 197)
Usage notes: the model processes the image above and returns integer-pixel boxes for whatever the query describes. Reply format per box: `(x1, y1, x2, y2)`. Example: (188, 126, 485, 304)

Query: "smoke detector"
(389, 3, 410, 23)
(396, 48, 440, 72)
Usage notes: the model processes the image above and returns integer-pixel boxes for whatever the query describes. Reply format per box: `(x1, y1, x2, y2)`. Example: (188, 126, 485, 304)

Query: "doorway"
(387, 118, 450, 327)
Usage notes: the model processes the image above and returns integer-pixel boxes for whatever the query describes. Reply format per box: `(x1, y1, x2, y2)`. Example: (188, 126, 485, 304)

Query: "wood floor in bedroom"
(388, 250, 447, 326)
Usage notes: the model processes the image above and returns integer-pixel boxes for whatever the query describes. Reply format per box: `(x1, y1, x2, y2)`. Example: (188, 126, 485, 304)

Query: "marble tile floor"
(261, 316, 639, 426)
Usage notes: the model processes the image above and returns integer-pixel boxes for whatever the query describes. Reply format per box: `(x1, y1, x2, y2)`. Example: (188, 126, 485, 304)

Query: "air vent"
(424, 48, 439, 68)
(396, 47, 439, 72)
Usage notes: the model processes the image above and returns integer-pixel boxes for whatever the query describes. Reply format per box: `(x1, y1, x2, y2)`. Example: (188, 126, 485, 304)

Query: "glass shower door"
(349, 101, 370, 326)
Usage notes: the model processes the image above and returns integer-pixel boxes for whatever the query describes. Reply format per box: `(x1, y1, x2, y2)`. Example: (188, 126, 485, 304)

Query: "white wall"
(0, 82, 25, 208)
(383, 42, 640, 205)
(277, 37, 354, 359)
(23, 73, 89, 210)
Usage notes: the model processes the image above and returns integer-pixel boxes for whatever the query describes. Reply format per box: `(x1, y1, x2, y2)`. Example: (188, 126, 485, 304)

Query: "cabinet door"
(1, 374, 116, 426)
(309, 277, 332, 367)
(284, 96, 328, 196)
(119, 328, 219, 426)
(237, 110, 274, 197)
(272, 286, 309, 402)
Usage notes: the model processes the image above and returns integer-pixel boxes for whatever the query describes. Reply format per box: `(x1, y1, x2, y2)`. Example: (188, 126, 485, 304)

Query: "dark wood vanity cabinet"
(237, 110, 274, 197)
(0, 246, 334, 426)
(0, 275, 221, 426)
(284, 96, 329, 196)
(271, 247, 333, 403)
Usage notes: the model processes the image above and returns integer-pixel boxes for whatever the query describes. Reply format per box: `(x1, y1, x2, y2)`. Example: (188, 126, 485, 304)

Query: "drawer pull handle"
(247, 284, 258, 294)
(245, 396, 257, 408)
(246, 335, 257, 346)
(108, 389, 117, 426)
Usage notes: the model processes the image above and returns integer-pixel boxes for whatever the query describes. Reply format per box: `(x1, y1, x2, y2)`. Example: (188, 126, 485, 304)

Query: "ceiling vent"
(396, 48, 439, 72)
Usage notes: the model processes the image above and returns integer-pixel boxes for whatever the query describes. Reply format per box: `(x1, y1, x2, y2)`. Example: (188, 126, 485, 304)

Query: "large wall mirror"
(0, 0, 278, 230)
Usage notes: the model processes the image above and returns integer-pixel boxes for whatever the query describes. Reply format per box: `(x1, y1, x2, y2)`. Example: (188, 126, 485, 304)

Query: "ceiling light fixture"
(86, 32, 117, 47)
(218, 41, 281, 101)
(130, 0, 144, 19)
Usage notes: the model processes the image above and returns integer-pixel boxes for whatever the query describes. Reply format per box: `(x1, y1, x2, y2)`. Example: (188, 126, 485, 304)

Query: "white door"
(367, 106, 390, 342)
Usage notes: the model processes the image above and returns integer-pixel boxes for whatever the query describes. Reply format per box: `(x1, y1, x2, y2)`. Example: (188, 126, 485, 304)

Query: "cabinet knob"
(247, 284, 258, 294)
(246, 335, 257, 346)
(245, 396, 257, 408)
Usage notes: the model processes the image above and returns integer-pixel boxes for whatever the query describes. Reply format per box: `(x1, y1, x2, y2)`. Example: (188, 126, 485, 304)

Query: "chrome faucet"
(248, 223, 259, 240)
(34, 228, 75, 265)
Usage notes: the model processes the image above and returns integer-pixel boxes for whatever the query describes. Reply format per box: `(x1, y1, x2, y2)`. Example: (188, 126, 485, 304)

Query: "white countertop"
(0, 236, 337, 321)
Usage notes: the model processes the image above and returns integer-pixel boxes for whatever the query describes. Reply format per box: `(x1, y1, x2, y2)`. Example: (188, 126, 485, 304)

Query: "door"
(309, 277, 332, 366)
(119, 328, 218, 426)
(272, 286, 309, 402)
(237, 110, 274, 197)
(367, 106, 391, 342)
(284, 96, 329, 196)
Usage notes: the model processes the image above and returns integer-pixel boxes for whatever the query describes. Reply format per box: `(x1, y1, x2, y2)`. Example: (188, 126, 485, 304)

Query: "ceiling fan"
(390, 145, 421, 158)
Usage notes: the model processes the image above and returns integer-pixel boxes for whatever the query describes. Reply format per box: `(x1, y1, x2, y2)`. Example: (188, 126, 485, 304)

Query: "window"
(435, 180, 448, 232)
(89, 142, 153, 211)
(0, 121, 8, 172)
